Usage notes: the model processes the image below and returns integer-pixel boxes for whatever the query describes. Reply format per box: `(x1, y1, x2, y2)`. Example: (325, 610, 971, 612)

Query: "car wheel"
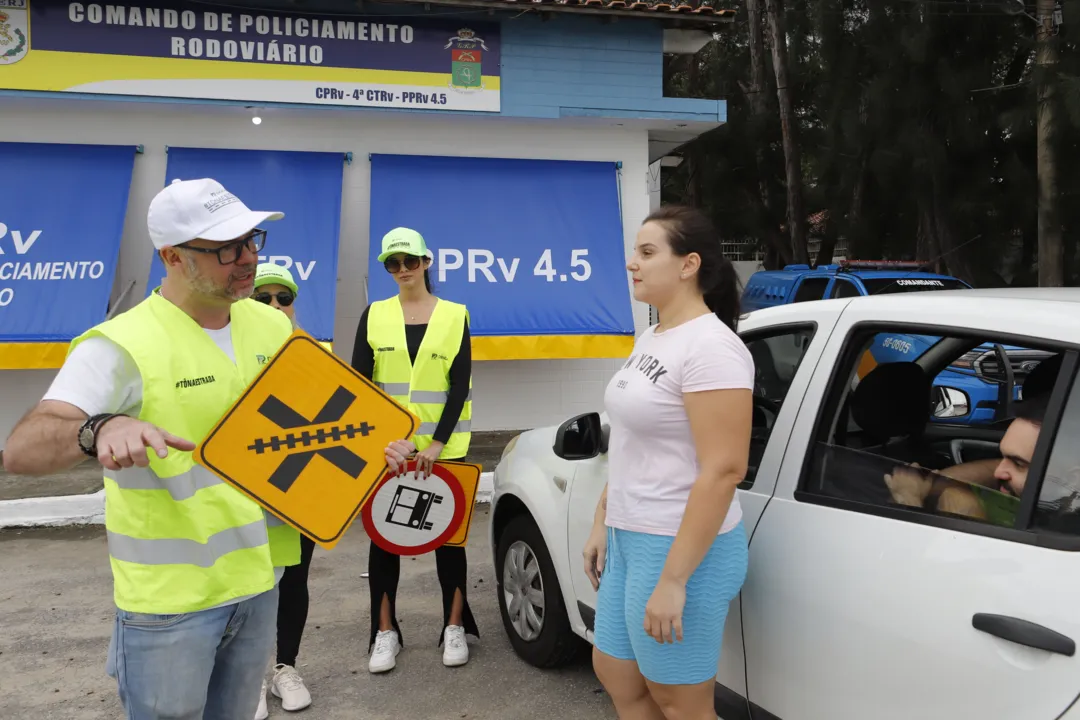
(496, 514, 584, 668)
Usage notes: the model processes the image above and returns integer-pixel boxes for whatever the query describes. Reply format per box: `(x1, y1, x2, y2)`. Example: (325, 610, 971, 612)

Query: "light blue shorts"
(594, 522, 748, 685)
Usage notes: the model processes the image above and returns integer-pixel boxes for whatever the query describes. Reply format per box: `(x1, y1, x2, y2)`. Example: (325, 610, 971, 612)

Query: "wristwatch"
(78, 413, 123, 458)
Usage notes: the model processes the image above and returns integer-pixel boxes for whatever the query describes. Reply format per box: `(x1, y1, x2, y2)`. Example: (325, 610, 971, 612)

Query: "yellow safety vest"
(69, 291, 301, 614)
(367, 297, 472, 459)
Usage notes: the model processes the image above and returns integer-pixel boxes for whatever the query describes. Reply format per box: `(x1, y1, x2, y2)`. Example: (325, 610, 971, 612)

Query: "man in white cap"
(3, 178, 416, 719)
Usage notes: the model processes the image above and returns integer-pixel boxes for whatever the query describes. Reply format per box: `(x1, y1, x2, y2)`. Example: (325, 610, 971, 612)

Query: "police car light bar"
(840, 260, 930, 270)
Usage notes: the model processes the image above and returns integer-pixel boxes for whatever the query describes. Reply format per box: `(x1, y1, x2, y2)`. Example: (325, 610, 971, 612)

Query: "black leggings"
(276, 534, 316, 667)
(367, 540, 479, 651)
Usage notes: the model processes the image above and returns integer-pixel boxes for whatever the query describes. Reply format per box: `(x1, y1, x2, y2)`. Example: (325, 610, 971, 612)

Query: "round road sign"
(361, 460, 466, 556)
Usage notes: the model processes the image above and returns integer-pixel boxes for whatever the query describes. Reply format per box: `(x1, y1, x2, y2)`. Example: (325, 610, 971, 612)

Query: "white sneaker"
(254, 680, 268, 720)
(271, 663, 312, 712)
(368, 630, 400, 673)
(442, 625, 469, 667)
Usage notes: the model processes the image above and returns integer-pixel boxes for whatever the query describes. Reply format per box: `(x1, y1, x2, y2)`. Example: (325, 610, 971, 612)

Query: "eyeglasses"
(253, 290, 294, 307)
(384, 255, 423, 274)
(179, 229, 267, 265)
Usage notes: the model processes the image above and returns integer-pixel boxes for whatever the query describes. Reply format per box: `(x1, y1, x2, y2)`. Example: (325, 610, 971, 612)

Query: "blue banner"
(0, 141, 135, 342)
(146, 147, 345, 341)
(368, 154, 634, 349)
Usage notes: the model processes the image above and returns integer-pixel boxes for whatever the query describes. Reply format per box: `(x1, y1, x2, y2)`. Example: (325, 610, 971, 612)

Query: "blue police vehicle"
(741, 261, 1052, 425)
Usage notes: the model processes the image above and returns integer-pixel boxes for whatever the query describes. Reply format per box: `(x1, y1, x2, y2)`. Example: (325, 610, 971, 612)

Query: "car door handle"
(972, 613, 1076, 656)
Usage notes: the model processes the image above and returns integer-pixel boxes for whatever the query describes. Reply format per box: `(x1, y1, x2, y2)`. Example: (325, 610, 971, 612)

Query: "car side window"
(792, 278, 829, 303)
(831, 279, 861, 298)
(741, 326, 816, 488)
(1034, 367, 1080, 536)
(799, 324, 1070, 537)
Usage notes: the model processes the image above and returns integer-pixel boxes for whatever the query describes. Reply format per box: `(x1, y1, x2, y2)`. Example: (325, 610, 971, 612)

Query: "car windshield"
(862, 277, 970, 294)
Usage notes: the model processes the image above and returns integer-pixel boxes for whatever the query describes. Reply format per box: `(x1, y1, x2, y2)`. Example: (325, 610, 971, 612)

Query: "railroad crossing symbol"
(195, 331, 419, 550)
(362, 459, 483, 555)
(247, 387, 373, 493)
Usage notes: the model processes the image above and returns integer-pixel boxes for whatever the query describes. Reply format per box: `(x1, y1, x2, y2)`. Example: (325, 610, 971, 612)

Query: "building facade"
(0, 0, 730, 443)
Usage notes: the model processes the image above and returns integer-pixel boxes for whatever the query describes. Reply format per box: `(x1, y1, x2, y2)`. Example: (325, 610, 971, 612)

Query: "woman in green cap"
(253, 263, 299, 323)
(251, 262, 315, 718)
(352, 227, 478, 674)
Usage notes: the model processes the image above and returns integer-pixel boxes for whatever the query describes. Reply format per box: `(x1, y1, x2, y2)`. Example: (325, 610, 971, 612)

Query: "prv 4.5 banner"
(368, 153, 635, 361)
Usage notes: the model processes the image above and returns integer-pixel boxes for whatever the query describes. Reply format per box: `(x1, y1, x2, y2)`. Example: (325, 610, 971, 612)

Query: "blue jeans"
(106, 588, 278, 720)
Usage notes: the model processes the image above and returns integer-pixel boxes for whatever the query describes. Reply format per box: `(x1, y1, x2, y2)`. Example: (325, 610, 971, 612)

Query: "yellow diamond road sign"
(196, 331, 419, 549)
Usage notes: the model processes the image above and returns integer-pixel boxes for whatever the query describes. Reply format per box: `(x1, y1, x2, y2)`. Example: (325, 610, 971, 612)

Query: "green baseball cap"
(254, 263, 299, 295)
(378, 227, 434, 263)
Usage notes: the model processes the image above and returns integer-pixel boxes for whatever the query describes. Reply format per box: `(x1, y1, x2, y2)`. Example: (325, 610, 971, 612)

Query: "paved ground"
(0, 431, 520, 501)
(0, 507, 616, 720)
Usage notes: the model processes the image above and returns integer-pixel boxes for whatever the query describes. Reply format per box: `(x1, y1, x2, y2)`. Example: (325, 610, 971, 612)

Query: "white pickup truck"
(488, 288, 1080, 720)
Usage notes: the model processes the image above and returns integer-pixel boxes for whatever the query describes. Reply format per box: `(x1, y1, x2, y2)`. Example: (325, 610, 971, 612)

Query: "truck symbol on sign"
(386, 486, 444, 531)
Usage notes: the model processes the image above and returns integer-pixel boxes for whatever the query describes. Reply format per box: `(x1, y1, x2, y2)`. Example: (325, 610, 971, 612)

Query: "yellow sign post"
(196, 331, 418, 549)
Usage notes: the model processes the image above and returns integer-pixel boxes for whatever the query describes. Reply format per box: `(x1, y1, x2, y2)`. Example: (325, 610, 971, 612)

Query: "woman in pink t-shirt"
(585, 205, 754, 719)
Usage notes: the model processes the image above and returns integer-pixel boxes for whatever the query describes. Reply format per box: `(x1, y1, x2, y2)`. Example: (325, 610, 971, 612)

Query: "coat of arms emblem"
(444, 28, 488, 92)
(0, 0, 29, 66)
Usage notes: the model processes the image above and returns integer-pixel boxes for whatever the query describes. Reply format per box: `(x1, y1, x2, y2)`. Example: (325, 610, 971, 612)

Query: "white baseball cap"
(147, 178, 284, 250)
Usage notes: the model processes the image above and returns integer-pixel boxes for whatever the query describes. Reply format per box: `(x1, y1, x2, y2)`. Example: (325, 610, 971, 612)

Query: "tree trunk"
(763, 0, 809, 265)
(846, 143, 871, 257)
(917, 205, 938, 274)
(1035, 0, 1063, 286)
(684, 58, 703, 207)
(926, 166, 977, 285)
(745, 0, 772, 213)
(1018, 228, 1036, 285)
(684, 151, 703, 207)
(744, 0, 787, 265)
(739, 185, 792, 265)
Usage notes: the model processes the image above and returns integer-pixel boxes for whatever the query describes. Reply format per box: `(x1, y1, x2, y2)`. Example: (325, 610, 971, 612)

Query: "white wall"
(734, 260, 764, 290)
(648, 159, 662, 212)
(0, 98, 652, 443)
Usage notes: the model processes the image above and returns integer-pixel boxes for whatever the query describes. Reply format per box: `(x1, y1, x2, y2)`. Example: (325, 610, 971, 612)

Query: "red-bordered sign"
(361, 460, 467, 556)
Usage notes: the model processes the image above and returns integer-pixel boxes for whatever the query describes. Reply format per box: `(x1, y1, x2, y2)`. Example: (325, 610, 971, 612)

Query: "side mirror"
(931, 386, 971, 419)
(553, 412, 604, 461)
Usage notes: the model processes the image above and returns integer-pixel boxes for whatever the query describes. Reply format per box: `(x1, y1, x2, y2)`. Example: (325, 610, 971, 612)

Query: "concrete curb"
(0, 472, 495, 529)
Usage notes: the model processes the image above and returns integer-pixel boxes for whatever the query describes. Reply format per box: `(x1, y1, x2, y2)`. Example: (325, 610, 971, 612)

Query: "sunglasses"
(384, 255, 423, 274)
(253, 290, 294, 307)
(179, 229, 267, 265)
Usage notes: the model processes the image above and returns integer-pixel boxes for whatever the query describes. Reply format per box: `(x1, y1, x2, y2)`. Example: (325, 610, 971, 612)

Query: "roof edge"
(381, 0, 736, 25)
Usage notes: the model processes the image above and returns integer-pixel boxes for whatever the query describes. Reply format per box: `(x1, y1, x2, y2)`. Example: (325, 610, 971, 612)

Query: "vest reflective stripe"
(104, 466, 223, 503)
(377, 381, 411, 396)
(367, 297, 472, 459)
(376, 385, 474, 404)
(411, 389, 473, 404)
(71, 293, 300, 614)
(107, 519, 268, 568)
(417, 420, 472, 436)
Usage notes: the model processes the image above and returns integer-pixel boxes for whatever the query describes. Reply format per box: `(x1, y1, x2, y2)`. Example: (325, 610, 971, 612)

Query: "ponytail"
(705, 260, 741, 331)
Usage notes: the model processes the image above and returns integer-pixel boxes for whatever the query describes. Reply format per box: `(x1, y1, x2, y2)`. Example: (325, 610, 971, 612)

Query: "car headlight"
(949, 351, 983, 373)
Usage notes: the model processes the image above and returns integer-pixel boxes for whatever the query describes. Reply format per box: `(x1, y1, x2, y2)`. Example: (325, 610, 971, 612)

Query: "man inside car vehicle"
(884, 354, 1060, 521)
